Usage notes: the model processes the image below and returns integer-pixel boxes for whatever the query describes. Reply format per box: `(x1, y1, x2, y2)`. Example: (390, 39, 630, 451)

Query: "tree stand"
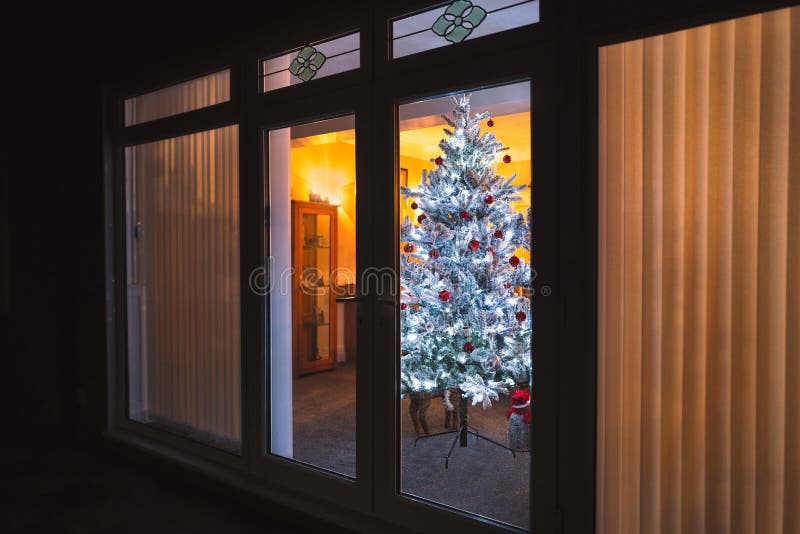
(413, 392, 516, 468)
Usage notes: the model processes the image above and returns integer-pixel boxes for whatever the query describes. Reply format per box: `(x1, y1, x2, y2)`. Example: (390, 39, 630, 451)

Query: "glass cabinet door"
(295, 205, 337, 376)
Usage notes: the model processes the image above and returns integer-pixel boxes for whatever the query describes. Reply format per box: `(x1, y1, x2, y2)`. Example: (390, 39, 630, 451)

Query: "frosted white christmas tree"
(400, 94, 532, 412)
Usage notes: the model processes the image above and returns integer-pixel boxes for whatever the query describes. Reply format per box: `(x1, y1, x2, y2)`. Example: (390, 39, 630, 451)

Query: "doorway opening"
(267, 115, 357, 477)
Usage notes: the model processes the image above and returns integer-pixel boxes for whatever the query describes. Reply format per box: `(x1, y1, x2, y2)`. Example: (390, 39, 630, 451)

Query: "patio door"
(244, 26, 561, 533)
(371, 43, 560, 534)
(248, 88, 374, 513)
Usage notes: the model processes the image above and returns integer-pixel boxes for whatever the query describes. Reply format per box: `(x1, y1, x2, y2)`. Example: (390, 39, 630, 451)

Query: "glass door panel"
(266, 115, 357, 478)
(398, 82, 532, 529)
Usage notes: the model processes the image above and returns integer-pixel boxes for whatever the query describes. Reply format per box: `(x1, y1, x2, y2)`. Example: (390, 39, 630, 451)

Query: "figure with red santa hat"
(506, 389, 530, 451)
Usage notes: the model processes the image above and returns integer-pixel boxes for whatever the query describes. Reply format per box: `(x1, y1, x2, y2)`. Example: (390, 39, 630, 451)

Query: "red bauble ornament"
(494, 229, 503, 239)
(417, 214, 427, 223)
(428, 248, 440, 259)
(463, 341, 475, 353)
(403, 243, 414, 253)
(438, 289, 451, 301)
(410, 201, 418, 210)
(484, 195, 494, 204)
(487, 119, 494, 127)
(504, 282, 512, 289)
(503, 154, 511, 164)
(459, 210, 469, 220)
(468, 239, 480, 251)
(435, 156, 443, 165)
(516, 311, 527, 322)
(486, 246, 495, 255)
(509, 255, 521, 267)
(400, 303, 408, 310)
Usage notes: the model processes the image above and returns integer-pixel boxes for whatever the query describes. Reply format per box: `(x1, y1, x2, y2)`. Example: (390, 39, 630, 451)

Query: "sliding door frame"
(236, 8, 377, 513)
(370, 3, 564, 532)
(243, 81, 376, 513)
(104, 50, 248, 471)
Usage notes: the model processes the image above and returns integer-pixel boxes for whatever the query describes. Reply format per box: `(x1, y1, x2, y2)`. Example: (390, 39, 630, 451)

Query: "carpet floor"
(290, 364, 530, 529)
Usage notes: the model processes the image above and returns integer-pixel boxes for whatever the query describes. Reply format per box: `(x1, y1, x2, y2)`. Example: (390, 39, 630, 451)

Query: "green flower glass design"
(431, 0, 487, 44)
(289, 46, 327, 82)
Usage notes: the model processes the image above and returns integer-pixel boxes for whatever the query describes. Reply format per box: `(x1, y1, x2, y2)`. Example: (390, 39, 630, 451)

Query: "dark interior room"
(2, 1, 798, 532)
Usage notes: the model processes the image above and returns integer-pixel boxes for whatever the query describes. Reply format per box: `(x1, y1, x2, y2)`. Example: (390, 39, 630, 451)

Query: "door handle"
(335, 295, 397, 305)
(335, 295, 367, 303)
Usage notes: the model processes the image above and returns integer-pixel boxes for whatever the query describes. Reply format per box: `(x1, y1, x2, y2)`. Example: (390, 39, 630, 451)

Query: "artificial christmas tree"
(400, 94, 532, 466)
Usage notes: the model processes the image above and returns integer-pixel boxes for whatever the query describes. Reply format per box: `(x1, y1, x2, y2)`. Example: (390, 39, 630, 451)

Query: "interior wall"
(290, 140, 357, 282)
(289, 139, 356, 362)
(269, 127, 294, 456)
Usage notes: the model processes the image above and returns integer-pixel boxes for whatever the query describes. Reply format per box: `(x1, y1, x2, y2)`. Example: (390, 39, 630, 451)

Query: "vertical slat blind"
(126, 125, 241, 452)
(124, 69, 230, 126)
(598, 7, 800, 533)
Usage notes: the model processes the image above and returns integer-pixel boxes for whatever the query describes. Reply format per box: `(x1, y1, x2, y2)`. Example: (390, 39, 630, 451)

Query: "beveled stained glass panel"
(262, 32, 360, 93)
(392, 0, 540, 59)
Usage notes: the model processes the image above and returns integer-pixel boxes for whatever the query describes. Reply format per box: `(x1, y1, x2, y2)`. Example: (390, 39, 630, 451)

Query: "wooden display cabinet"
(292, 200, 338, 377)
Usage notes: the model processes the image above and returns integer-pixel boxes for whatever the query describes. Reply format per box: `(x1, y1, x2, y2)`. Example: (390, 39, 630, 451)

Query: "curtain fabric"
(598, 7, 800, 533)
(124, 69, 230, 126)
(125, 125, 241, 451)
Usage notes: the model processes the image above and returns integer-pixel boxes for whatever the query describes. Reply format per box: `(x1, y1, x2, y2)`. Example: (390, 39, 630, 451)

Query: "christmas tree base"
(412, 394, 516, 468)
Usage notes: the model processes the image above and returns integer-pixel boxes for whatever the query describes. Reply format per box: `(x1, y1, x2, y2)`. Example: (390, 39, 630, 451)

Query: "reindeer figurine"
(408, 388, 461, 435)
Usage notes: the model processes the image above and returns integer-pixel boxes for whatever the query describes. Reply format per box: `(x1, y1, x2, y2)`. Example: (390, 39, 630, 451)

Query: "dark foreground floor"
(0, 437, 354, 534)
(4, 364, 528, 533)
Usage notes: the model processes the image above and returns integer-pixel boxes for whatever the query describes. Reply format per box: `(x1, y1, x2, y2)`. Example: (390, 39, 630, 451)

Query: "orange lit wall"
(289, 138, 356, 284)
(287, 112, 532, 278)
